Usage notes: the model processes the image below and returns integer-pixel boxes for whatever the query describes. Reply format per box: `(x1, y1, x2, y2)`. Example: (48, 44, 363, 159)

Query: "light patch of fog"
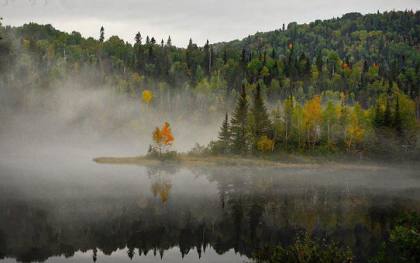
(0, 77, 221, 164)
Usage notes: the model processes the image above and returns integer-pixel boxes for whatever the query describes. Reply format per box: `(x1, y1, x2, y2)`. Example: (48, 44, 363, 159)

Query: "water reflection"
(0, 164, 419, 263)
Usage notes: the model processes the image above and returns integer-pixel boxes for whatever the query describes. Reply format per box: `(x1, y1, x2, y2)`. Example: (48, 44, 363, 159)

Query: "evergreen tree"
(218, 113, 231, 154)
(374, 101, 384, 128)
(230, 84, 249, 154)
(135, 32, 142, 45)
(384, 97, 392, 127)
(223, 48, 228, 65)
(252, 83, 272, 146)
(186, 38, 194, 70)
(394, 95, 403, 137)
(203, 39, 211, 76)
(99, 26, 105, 42)
(316, 52, 323, 76)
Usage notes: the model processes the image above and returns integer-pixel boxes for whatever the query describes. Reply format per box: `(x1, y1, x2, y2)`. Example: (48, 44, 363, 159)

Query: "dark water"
(0, 152, 419, 263)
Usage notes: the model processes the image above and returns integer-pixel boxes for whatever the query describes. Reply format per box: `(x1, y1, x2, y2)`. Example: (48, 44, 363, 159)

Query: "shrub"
(254, 235, 353, 263)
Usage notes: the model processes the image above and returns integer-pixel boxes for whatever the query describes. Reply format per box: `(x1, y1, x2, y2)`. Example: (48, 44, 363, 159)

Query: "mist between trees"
(0, 11, 419, 158)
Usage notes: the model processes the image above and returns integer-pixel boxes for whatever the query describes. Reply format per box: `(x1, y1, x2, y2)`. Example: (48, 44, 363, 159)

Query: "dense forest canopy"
(0, 10, 419, 156)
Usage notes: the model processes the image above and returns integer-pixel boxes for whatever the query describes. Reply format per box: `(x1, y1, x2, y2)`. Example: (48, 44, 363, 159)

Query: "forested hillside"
(0, 11, 419, 156)
(1, 11, 419, 106)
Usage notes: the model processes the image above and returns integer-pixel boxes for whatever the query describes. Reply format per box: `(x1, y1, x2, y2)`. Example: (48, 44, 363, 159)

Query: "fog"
(0, 73, 224, 165)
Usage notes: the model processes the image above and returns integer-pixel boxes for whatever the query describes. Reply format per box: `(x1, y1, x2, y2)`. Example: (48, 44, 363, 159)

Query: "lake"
(0, 150, 419, 263)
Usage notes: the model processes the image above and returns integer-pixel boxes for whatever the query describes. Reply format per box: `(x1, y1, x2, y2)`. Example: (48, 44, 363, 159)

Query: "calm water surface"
(0, 149, 419, 262)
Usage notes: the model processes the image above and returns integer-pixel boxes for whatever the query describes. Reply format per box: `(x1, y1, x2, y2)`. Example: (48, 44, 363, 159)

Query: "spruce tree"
(135, 32, 142, 45)
(230, 84, 249, 154)
(316, 52, 323, 74)
(374, 101, 384, 128)
(99, 26, 105, 42)
(203, 40, 211, 76)
(384, 97, 392, 127)
(252, 83, 272, 144)
(394, 95, 403, 138)
(218, 113, 231, 154)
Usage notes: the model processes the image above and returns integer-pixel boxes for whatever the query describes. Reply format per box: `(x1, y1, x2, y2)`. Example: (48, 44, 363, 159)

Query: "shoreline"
(93, 155, 390, 171)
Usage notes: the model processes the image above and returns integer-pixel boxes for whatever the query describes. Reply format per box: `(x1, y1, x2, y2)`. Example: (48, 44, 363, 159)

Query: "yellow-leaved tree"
(303, 95, 322, 149)
(142, 90, 153, 105)
(151, 177, 172, 204)
(257, 135, 275, 153)
(345, 104, 365, 152)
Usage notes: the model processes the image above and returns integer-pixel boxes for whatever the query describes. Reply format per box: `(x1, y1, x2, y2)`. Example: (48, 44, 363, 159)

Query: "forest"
(0, 10, 419, 158)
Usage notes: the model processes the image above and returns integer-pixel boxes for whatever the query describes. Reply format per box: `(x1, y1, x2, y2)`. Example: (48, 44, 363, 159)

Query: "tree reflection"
(0, 166, 418, 263)
(148, 166, 174, 205)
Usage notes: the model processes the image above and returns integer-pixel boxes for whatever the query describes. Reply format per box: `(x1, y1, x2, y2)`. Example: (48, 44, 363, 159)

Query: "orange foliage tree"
(152, 122, 174, 155)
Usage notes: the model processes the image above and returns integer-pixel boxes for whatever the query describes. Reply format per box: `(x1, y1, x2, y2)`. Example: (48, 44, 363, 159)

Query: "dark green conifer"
(384, 97, 392, 127)
(135, 32, 142, 45)
(218, 113, 231, 154)
(99, 26, 104, 42)
(374, 101, 384, 128)
(394, 95, 403, 137)
(252, 83, 272, 143)
(230, 84, 249, 154)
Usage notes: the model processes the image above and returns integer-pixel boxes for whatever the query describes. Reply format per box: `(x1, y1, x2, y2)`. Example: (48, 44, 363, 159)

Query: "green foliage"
(211, 89, 416, 157)
(147, 145, 179, 161)
(217, 113, 231, 154)
(254, 235, 353, 263)
(251, 83, 272, 149)
(0, 12, 419, 158)
(1, 10, 419, 107)
(370, 212, 420, 263)
(230, 85, 250, 154)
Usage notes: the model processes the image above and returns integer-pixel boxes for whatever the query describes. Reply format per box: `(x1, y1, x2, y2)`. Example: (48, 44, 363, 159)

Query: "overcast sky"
(1, 0, 419, 47)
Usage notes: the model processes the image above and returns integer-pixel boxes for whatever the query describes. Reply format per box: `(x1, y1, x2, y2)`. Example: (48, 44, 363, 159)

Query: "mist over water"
(0, 155, 419, 262)
(1, 72, 420, 263)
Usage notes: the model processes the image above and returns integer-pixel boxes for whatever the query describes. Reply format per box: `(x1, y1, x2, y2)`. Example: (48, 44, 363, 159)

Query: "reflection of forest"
(0, 166, 419, 263)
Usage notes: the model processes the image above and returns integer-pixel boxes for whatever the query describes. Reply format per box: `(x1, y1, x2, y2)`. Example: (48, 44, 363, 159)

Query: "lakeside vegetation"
(205, 83, 418, 158)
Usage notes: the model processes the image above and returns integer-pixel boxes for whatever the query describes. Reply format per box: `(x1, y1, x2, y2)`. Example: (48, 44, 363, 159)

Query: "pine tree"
(394, 95, 403, 138)
(252, 83, 272, 147)
(223, 49, 228, 65)
(99, 26, 105, 42)
(384, 97, 392, 127)
(230, 84, 249, 154)
(186, 38, 194, 70)
(218, 113, 231, 154)
(316, 52, 323, 75)
(135, 32, 142, 45)
(203, 39, 211, 76)
(374, 101, 384, 128)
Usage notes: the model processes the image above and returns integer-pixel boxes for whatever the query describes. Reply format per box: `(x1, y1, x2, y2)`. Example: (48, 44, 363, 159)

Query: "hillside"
(1, 11, 419, 110)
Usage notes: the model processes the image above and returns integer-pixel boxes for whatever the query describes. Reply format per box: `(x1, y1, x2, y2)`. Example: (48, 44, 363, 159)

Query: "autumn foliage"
(142, 90, 153, 104)
(151, 122, 175, 156)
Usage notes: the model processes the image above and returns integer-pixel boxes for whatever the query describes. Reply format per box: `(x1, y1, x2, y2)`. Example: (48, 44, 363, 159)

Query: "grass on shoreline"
(93, 153, 394, 171)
